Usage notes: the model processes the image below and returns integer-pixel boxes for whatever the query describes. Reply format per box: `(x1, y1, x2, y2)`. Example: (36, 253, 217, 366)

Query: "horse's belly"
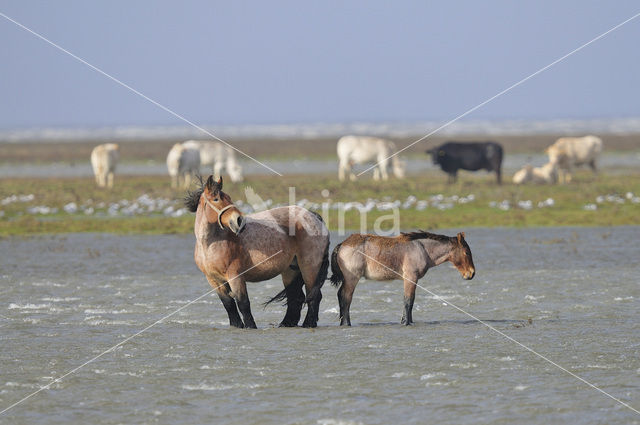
(364, 266, 399, 281)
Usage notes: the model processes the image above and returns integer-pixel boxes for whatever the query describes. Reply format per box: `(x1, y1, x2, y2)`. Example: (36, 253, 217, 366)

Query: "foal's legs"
(279, 268, 305, 327)
(337, 274, 359, 326)
(401, 278, 417, 325)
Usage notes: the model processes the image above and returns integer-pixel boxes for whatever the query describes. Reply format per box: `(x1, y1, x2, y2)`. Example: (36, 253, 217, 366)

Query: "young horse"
(185, 175, 329, 328)
(330, 231, 475, 326)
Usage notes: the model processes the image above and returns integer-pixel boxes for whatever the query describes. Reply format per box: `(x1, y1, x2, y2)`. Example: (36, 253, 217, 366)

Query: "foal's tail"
(329, 242, 344, 287)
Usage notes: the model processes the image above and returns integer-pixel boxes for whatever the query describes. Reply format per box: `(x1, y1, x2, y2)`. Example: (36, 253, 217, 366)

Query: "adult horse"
(167, 143, 200, 188)
(90, 143, 119, 188)
(545, 135, 603, 184)
(337, 135, 406, 181)
(330, 231, 475, 326)
(185, 176, 329, 328)
(182, 140, 244, 183)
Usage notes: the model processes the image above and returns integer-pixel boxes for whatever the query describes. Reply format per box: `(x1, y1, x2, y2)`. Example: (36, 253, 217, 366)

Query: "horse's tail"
(329, 242, 344, 287)
(263, 268, 305, 308)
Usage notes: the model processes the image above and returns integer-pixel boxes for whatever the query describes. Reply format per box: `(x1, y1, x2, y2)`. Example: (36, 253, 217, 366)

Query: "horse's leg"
(218, 286, 244, 329)
(379, 162, 389, 181)
(373, 167, 380, 181)
(338, 160, 348, 181)
(589, 159, 597, 174)
(401, 278, 417, 325)
(206, 277, 243, 328)
(107, 171, 114, 188)
(299, 244, 329, 329)
(279, 267, 305, 327)
(337, 275, 359, 326)
(228, 277, 257, 329)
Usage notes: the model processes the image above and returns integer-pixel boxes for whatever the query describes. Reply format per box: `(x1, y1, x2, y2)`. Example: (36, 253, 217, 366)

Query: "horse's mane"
(184, 175, 205, 212)
(401, 230, 452, 243)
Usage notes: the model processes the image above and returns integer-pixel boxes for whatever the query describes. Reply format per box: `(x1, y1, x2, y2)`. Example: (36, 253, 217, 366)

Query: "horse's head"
(202, 175, 245, 235)
(450, 232, 475, 280)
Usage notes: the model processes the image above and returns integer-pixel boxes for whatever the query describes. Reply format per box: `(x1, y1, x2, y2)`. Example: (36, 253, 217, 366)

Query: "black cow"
(426, 141, 503, 184)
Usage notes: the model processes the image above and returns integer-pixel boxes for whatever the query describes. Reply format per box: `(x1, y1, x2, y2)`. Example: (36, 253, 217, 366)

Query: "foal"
(330, 231, 475, 325)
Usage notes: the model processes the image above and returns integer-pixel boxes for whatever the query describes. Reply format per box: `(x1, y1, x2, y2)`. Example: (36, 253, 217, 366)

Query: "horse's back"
(337, 135, 391, 163)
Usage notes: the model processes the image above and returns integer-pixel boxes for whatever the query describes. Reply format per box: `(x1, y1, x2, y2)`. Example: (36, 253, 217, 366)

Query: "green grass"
(1, 171, 639, 235)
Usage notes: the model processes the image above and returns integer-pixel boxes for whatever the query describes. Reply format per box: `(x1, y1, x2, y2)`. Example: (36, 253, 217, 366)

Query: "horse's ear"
(457, 232, 465, 243)
(206, 175, 214, 190)
(217, 175, 223, 190)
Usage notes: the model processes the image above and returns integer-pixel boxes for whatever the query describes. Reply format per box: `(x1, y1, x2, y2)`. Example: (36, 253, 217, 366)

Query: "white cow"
(90, 143, 119, 188)
(167, 143, 200, 188)
(337, 135, 406, 181)
(512, 162, 557, 185)
(545, 135, 603, 183)
(181, 140, 244, 183)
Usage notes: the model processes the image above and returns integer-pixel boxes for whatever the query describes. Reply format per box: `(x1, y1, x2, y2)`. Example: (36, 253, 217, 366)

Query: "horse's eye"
(213, 198, 219, 202)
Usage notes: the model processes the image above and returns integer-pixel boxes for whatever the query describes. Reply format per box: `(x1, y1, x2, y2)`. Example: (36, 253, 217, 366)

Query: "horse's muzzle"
(463, 268, 475, 280)
(228, 214, 246, 235)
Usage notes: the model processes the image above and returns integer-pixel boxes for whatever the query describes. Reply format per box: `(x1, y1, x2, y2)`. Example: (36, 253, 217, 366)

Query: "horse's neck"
(195, 209, 230, 246)
(418, 239, 452, 266)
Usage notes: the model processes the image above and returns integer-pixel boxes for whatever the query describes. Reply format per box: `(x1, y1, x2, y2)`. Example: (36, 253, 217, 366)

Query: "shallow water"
(1, 228, 639, 424)
(1, 152, 638, 178)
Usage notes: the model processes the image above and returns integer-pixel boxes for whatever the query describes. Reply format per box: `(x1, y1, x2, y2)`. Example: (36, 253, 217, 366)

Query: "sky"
(1, 1, 639, 129)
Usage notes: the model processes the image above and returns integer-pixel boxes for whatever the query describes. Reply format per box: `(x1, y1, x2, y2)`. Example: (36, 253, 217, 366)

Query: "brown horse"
(185, 176, 330, 328)
(329, 231, 475, 326)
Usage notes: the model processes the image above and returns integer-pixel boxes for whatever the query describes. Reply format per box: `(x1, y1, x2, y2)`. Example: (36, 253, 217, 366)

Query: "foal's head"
(201, 175, 245, 235)
(450, 232, 475, 280)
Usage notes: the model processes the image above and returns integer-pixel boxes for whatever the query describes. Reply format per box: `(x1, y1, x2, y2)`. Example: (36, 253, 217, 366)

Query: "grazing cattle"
(337, 135, 406, 181)
(182, 140, 244, 183)
(90, 143, 119, 188)
(166, 143, 200, 188)
(545, 135, 603, 183)
(512, 162, 557, 184)
(426, 141, 503, 184)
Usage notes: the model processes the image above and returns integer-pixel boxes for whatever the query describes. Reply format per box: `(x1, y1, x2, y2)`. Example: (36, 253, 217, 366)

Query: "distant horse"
(90, 143, 119, 188)
(512, 162, 557, 185)
(545, 135, 603, 183)
(182, 140, 244, 183)
(167, 143, 200, 188)
(330, 231, 475, 326)
(337, 135, 406, 181)
(185, 175, 330, 328)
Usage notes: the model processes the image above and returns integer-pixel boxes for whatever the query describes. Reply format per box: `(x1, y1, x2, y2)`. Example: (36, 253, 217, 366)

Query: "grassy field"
(1, 170, 638, 235)
(2, 133, 639, 163)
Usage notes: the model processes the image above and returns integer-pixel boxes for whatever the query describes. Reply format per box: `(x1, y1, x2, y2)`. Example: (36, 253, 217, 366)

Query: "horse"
(512, 162, 557, 184)
(167, 143, 200, 188)
(337, 135, 406, 181)
(329, 231, 475, 326)
(182, 140, 244, 183)
(185, 175, 330, 328)
(90, 143, 119, 188)
(545, 135, 603, 184)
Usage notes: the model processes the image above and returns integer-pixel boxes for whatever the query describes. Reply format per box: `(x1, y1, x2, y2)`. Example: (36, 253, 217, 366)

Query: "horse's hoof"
(301, 321, 317, 328)
(278, 321, 298, 328)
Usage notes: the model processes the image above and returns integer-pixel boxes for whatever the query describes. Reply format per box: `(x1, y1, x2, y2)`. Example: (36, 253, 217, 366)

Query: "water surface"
(1, 228, 639, 424)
